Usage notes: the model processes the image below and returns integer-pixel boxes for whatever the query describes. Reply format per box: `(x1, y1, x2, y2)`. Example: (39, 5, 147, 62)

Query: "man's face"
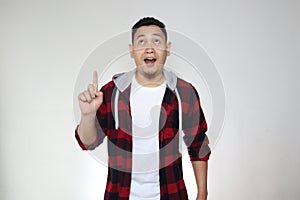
(129, 25, 171, 78)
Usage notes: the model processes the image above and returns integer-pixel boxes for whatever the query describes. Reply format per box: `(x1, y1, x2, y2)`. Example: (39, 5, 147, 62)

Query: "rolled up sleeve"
(182, 85, 211, 161)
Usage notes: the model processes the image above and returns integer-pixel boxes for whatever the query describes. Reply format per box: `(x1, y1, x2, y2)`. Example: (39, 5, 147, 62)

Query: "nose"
(146, 47, 154, 54)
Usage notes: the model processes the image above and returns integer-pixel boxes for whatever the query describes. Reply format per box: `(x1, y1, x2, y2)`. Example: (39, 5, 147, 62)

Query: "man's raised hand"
(78, 71, 103, 116)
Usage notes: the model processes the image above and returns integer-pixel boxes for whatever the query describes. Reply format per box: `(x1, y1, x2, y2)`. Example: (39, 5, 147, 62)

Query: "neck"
(135, 72, 165, 87)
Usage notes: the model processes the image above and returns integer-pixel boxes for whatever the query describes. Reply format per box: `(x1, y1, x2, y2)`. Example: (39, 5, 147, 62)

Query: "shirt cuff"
(188, 145, 211, 161)
(75, 125, 99, 151)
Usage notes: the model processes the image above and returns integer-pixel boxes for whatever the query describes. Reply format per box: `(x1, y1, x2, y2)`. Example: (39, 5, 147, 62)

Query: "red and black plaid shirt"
(75, 75, 210, 200)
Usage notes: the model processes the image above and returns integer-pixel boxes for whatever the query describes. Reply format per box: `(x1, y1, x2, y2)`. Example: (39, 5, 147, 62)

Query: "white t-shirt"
(129, 76, 166, 200)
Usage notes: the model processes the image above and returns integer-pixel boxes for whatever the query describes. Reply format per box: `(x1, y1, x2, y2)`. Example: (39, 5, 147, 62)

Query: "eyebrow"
(136, 34, 145, 40)
(152, 33, 163, 38)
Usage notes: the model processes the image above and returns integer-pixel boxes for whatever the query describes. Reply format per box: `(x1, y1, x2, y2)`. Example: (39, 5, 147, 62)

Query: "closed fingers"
(83, 90, 92, 103)
(88, 84, 96, 98)
(78, 93, 87, 102)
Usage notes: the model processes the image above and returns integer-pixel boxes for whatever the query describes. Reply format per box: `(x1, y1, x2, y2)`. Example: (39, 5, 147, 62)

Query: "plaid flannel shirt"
(75, 69, 210, 200)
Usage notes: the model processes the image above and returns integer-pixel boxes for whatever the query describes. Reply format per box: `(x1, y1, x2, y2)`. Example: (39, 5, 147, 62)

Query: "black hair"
(131, 17, 167, 43)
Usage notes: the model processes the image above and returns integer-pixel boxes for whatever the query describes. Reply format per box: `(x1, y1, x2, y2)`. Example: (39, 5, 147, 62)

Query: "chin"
(144, 64, 163, 73)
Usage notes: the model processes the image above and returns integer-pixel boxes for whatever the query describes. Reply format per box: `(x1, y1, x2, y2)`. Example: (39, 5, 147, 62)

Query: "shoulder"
(176, 78, 201, 104)
(100, 80, 115, 92)
(100, 72, 126, 90)
(177, 77, 197, 92)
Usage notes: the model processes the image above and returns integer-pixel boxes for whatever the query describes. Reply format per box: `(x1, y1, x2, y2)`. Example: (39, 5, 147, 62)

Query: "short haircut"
(131, 17, 167, 43)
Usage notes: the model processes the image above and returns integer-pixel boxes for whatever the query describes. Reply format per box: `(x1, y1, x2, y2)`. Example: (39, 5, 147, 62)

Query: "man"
(75, 17, 210, 200)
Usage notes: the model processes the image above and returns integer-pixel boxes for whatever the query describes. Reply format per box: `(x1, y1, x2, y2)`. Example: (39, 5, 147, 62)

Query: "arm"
(192, 161, 208, 200)
(77, 115, 98, 146)
(77, 71, 103, 147)
(180, 83, 210, 199)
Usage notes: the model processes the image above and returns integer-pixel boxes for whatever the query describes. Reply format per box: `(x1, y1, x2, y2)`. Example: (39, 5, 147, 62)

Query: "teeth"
(144, 58, 156, 61)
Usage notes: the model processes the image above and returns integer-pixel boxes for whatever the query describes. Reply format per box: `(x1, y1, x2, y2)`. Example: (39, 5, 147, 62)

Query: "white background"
(1, 0, 299, 199)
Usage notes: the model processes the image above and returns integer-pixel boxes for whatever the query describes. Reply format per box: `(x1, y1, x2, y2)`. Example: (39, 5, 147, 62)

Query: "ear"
(129, 44, 134, 58)
(166, 42, 171, 56)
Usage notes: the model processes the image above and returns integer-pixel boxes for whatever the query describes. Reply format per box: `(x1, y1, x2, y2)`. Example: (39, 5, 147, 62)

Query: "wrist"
(197, 190, 208, 199)
(79, 114, 97, 128)
(81, 112, 97, 121)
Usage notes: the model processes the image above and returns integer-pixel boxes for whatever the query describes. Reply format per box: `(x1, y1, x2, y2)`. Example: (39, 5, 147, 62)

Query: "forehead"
(134, 25, 166, 39)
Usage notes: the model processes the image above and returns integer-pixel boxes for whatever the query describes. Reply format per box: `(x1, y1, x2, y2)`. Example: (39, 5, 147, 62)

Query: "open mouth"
(144, 58, 157, 65)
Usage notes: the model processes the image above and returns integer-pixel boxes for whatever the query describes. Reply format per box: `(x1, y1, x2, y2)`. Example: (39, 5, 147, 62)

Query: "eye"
(138, 40, 145, 45)
(153, 39, 161, 45)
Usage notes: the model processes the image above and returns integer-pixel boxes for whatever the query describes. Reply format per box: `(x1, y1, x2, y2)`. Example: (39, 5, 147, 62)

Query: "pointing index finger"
(93, 70, 98, 90)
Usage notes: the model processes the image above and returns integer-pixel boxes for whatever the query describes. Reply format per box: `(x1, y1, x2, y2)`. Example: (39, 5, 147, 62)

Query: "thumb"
(95, 91, 103, 105)
(95, 90, 103, 98)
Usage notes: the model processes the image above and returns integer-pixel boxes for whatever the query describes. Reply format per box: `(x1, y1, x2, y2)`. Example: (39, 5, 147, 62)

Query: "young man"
(76, 17, 210, 200)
